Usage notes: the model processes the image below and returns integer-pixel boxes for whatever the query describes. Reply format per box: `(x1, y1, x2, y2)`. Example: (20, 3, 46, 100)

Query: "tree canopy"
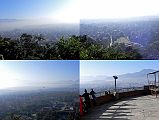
(0, 34, 142, 60)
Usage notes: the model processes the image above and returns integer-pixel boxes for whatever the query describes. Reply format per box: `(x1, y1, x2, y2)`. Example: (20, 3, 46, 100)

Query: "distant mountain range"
(0, 79, 79, 95)
(80, 69, 156, 89)
(0, 19, 24, 22)
(81, 15, 159, 24)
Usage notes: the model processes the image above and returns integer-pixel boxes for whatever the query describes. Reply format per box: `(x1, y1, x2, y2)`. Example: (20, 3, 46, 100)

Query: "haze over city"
(0, 60, 79, 90)
(0, 0, 80, 30)
(1, 0, 159, 24)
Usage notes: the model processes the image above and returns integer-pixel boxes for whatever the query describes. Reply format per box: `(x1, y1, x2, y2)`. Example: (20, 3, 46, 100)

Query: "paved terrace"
(82, 95, 159, 120)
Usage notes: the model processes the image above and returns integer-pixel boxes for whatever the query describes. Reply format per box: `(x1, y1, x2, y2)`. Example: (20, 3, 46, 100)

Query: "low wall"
(90, 87, 150, 107)
(118, 90, 148, 99)
(81, 86, 151, 118)
(95, 94, 114, 105)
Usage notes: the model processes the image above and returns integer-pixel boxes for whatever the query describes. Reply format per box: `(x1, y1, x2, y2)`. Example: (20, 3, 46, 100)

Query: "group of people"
(80, 89, 96, 114)
(79, 89, 112, 116)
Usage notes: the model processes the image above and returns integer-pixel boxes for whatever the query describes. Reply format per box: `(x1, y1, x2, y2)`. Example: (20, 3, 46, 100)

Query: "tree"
(104, 43, 142, 59)
(56, 36, 80, 59)
(0, 34, 143, 60)
(0, 37, 19, 59)
(80, 44, 105, 59)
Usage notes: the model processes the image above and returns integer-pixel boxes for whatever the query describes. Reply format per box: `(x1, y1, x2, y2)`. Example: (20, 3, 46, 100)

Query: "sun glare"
(79, 0, 159, 19)
(0, 68, 21, 89)
(50, 0, 159, 23)
(53, 0, 80, 23)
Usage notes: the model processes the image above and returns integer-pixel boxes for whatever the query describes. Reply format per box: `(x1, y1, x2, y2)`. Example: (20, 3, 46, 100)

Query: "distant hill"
(81, 15, 159, 24)
(0, 20, 79, 40)
(80, 69, 156, 90)
(0, 19, 24, 22)
(0, 79, 79, 95)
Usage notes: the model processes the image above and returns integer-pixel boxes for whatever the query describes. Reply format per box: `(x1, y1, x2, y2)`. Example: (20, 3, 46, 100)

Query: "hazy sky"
(0, 0, 79, 23)
(0, 60, 79, 89)
(1, 0, 159, 24)
(80, 0, 159, 19)
(80, 60, 159, 77)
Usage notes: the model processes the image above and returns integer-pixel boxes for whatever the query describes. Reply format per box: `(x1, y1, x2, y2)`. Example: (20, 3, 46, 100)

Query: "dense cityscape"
(0, 61, 79, 120)
(1, 17, 159, 60)
(0, 90, 79, 120)
(0, 23, 79, 41)
(80, 17, 159, 59)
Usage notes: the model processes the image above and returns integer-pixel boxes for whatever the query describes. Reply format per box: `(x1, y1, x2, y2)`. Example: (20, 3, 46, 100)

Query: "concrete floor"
(82, 95, 159, 120)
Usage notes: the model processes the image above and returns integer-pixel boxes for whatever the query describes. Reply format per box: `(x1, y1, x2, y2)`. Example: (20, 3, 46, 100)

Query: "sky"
(0, 60, 79, 89)
(80, 60, 159, 77)
(80, 0, 159, 19)
(1, 0, 159, 24)
(0, 0, 79, 23)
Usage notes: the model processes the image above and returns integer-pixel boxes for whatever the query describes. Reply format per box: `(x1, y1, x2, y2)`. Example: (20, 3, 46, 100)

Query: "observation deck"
(82, 95, 159, 120)
(81, 86, 159, 120)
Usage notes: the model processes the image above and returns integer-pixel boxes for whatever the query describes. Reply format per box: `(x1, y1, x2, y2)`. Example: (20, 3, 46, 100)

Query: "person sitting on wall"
(90, 89, 96, 106)
(82, 89, 91, 112)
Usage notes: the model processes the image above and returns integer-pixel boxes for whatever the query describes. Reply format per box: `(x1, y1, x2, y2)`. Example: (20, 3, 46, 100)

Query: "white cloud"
(0, 67, 22, 89)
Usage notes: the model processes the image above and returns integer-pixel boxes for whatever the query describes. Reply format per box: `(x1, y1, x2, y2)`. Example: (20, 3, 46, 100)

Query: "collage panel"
(0, 0, 159, 60)
(0, 0, 80, 60)
(79, 0, 159, 60)
(80, 60, 159, 119)
(0, 60, 79, 120)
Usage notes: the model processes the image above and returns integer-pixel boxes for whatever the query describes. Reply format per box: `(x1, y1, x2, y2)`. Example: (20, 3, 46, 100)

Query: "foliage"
(142, 41, 159, 59)
(56, 36, 80, 60)
(104, 43, 142, 60)
(0, 34, 142, 60)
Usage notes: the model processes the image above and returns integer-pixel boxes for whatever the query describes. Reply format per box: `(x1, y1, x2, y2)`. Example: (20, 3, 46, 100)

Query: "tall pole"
(115, 78, 117, 92)
(113, 76, 118, 92)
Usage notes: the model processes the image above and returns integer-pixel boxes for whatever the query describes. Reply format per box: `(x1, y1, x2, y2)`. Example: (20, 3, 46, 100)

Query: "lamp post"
(113, 76, 118, 92)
